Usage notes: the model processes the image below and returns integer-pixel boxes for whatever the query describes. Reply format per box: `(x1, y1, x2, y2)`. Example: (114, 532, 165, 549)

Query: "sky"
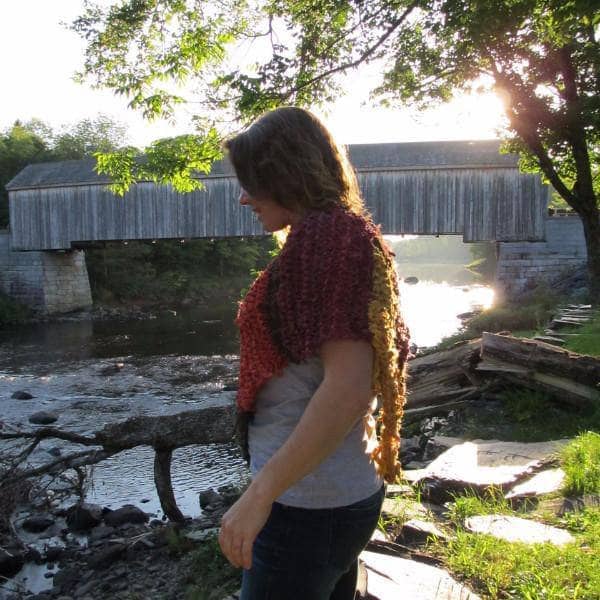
(0, 1, 507, 148)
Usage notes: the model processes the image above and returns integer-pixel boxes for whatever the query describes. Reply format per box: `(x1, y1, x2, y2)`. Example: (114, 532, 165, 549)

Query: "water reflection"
(400, 280, 493, 348)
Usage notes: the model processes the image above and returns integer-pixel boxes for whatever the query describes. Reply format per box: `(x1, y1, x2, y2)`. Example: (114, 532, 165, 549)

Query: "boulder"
(199, 489, 222, 510)
(66, 503, 103, 531)
(464, 515, 574, 546)
(28, 411, 58, 425)
(11, 390, 34, 400)
(22, 515, 55, 533)
(403, 439, 568, 503)
(103, 505, 149, 527)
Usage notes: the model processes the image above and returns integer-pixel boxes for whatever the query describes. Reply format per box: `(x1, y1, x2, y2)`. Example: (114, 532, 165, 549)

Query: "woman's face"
(239, 188, 303, 232)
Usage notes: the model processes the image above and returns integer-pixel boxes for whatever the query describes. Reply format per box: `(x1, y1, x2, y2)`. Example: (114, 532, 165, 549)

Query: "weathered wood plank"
(9, 162, 548, 250)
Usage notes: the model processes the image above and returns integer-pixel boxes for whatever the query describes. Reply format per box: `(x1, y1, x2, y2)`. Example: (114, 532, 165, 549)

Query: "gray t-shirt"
(248, 356, 383, 509)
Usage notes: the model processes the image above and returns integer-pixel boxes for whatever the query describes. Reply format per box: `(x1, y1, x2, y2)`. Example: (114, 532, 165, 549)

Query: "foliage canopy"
(50, 2, 600, 297)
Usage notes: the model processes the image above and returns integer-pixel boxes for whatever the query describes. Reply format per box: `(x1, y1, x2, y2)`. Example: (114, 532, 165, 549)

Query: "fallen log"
(1, 401, 237, 522)
(478, 333, 600, 406)
(405, 340, 482, 410)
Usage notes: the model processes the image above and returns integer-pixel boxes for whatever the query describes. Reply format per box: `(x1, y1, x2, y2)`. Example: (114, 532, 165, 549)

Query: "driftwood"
(405, 339, 482, 416)
(405, 331, 600, 412)
(478, 332, 600, 406)
(0, 401, 236, 522)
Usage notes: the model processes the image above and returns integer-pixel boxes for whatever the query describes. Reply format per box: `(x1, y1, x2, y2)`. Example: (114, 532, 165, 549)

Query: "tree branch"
(558, 45, 596, 202)
(283, 1, 419, 101)
(0, 428, 99, 446)
(3, 449, 115, 484)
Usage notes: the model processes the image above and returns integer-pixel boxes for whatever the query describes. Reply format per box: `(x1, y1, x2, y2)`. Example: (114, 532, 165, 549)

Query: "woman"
(218, 107, 410, 600)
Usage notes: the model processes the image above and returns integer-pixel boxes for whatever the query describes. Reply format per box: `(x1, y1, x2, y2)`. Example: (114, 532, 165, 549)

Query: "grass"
(446, 487, 513, 525)
(437, 515, 600, 599)
(430, 432, 600, 598)
(432, 388, 600, 443)
(184, 534, 241, 600)
(562, 312, 600, 357)
(561, 432, 600, 496)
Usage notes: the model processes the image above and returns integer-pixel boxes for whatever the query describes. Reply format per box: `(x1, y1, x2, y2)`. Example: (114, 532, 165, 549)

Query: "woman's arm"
(218, 339, 374, 569)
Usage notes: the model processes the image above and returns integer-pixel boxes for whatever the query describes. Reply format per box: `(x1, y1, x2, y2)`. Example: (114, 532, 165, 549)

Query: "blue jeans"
(241, 486, 384, 600)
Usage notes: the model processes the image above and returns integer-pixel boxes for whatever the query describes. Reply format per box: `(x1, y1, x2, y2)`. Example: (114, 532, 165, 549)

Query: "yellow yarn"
(368, 240, 408, 483)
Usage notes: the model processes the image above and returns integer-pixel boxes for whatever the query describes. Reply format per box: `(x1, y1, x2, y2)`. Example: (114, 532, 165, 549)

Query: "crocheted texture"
(235, 206, 410, 481)
(236, 269, 287, 412)
(368, 241, 410, 481)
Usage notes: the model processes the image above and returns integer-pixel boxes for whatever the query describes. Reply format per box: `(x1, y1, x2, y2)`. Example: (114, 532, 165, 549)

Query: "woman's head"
(225, 107, 364, 216)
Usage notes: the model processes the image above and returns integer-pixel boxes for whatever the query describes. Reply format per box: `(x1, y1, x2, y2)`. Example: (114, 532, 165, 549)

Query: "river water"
(0, 260, 493, 521)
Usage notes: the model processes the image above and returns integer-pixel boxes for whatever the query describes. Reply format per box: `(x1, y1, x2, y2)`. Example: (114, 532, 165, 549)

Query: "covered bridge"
(6, 140, 549, 252)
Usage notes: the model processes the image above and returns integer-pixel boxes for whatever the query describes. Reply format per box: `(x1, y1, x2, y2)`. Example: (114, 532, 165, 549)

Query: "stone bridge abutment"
(0, 231, 92, 313)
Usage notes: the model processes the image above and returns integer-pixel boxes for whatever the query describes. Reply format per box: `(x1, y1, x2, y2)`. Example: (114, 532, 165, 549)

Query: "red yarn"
(236, 206, 380, 412)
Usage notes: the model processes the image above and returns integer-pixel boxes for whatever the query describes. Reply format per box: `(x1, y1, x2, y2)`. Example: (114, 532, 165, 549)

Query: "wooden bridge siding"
(9, 168, 547, 250)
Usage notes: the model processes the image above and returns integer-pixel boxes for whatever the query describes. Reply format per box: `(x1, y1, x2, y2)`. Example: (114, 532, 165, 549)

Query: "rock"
(53, 566, 81, 590)
(403, 439, 568, 503)
(537, 494, 600, 516)
(395, 518, 448, 546)
(0, 545, 24, 578)
(360, 550, 480, 599)
(505, 468, 565, 500)
(74, 580, 97, 596)
(11, 390, 34, 400)
(22, 515, 55, 533)
(28, 411, 58, 425)
(381, 498, 430, 521)
(103, 504, 149, 527)
(217, 484, 243, 507)
(404, 276, 419, 285)
(88, 525, 115, 542)
(464, 515, 574, 546)
(185, 527, 220, 542)
(43, 546, 63, 562)
(199, 489, 222, 510)
(99, 362, 125, 376)
(66, 503, 103, 531)
(47, 447, 62, 457)
(88, 543, 127, 569)
(384, 483, 414, 497)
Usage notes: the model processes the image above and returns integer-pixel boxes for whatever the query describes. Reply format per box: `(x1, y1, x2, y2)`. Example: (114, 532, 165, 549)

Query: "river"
(0, 259, 493, 520)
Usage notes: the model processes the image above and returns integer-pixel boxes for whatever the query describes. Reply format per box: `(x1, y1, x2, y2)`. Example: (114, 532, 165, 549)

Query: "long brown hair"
(225, 107, 365, 215)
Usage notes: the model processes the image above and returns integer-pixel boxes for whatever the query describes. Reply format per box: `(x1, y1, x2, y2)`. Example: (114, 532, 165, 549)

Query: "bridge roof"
(7, 140, 516, 191)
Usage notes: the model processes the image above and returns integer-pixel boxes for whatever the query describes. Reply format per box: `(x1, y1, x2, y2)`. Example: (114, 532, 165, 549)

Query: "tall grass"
(561, 432, 600, 496)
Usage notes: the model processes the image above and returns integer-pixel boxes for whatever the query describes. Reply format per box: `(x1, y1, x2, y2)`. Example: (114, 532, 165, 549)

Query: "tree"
(51, 114, 129, 160)
(0, 122, 51, 227)
(73, 0, 600, 299)
(0, 116, 129, 227)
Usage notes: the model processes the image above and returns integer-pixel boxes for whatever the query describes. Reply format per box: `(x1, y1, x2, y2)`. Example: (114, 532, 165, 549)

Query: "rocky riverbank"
(3, 432, 597, 600)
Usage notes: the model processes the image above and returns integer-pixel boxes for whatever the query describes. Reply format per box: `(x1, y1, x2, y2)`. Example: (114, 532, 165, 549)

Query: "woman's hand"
(218, 485, 272, 569)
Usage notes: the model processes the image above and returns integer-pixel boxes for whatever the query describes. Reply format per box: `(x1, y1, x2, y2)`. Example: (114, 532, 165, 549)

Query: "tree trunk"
(578, 200, 600, 303)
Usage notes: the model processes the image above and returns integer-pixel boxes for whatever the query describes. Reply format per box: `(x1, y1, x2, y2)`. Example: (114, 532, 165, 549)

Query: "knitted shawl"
(236, 206, 410, 482)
